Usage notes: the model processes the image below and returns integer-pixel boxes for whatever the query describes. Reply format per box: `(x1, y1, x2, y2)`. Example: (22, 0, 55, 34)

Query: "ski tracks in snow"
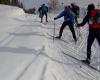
(42, 20, 100, 80)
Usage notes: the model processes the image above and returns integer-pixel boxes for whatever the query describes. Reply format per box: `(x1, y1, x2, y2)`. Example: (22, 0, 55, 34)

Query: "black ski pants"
(41, 12, 48, 22)
(59, 21, 77, 41)
(87, 27, 100, 60)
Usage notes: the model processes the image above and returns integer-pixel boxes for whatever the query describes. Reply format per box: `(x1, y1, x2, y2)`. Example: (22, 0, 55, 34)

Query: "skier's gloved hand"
(54, 17, 57, 20)
(76, 24, 81, 27)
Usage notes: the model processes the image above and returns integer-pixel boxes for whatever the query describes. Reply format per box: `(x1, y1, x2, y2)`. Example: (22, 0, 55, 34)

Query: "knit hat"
(87, 4, 95, 11)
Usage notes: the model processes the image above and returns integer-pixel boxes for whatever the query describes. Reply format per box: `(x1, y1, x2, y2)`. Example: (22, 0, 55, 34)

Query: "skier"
(77, 4, 100, 64)
(54, 6, 77, 43)
(38, 4, 48, 23)
(70, 3, 80, 24)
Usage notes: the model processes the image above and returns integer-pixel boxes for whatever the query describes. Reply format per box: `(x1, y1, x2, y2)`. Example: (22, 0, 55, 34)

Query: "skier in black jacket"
(77, 4, 100, 64)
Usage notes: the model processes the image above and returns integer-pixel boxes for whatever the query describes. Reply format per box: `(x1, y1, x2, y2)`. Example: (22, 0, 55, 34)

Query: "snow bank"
(0, 5, 26, 42)
(0, 4, 25, 18)
(12, 7, 25, 17)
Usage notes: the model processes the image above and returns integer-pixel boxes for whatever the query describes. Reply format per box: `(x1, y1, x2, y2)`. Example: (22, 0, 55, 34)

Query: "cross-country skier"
(77, 4, 100, 64)
(38, 4, 48, 23)
(54, 6, 77, 43)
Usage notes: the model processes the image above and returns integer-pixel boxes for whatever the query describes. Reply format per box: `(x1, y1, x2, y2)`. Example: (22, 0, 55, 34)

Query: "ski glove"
(77, 24, 81, 27)
(54, 17, 57, 20)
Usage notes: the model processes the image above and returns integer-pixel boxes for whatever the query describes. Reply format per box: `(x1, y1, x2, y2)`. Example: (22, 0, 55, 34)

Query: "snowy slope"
(0, 4, 100, 80)
(0, 5, 48, 80)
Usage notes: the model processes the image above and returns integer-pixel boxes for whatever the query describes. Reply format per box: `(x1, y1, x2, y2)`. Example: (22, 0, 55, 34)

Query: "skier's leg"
(87, 28, 95, 60)
(68, 22, 77, 42)
(58, 22, 67, 38)
(75, 16, 78, 24)
(96, 29, 100, 46)
(45, 13, 48, 22)
(41, 13, 44, 23)
(82, 28, 95, 64)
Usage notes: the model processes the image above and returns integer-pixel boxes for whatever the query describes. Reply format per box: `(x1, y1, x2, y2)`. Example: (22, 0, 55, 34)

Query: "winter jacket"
(38, 5, 48, 14)
(54, 9, 76, 23)
(78, 10, 100, 29)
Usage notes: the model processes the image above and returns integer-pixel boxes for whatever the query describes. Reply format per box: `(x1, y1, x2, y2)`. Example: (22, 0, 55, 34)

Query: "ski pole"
(77, 27, 81, 38)
(75, 23, 80, 40)
(48, 15, 54, 24)
(48, 14, 54, 23)
(97, 47, 100, 71)
(53, 20, 56, 42)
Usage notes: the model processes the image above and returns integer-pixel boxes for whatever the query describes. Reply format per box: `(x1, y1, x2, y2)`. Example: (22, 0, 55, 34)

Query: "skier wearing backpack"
(38, 4, 48, 23)
(77, 4, 100, 64)
(70, 3, 80, 24)
(54, 6, 77, 43)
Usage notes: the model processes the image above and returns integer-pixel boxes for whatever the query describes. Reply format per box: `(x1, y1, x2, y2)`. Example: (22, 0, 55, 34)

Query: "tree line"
(0, 0, 23, 8)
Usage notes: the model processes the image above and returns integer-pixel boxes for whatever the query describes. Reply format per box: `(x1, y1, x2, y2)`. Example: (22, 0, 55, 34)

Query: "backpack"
(90, 9, 100, 29)
(71, 5, 80, 17)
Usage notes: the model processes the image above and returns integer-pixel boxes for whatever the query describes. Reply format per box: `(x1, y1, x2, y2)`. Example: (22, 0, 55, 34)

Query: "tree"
(0, 0, 10, 5)
(11, 0, 19, 6)
(47, 0, 60, 12)
(18, 2, 23, 8)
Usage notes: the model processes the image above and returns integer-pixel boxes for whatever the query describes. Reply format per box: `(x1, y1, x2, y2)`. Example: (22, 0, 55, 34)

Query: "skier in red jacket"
(78, 4, 100, 64)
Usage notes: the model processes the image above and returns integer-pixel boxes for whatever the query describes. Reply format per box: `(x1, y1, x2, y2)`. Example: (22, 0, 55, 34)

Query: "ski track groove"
(52, 73, 58, 80)
(43, 21, 100, 79)
(30, 15, 100, 79)
(61, 49, 99, 80)
(16, 51, 43, 80)
(39, 62, 48, 80)
(74, 70, 93, 80)
(0, 26, 22, 46)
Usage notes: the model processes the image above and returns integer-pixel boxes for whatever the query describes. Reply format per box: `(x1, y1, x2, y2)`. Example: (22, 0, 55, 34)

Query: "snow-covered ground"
(0, 4, 100, 80)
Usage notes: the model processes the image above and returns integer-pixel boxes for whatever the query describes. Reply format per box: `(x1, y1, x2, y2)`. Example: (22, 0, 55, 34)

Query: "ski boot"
(81, 58, 90, 64)
(55, 36, 61, 39)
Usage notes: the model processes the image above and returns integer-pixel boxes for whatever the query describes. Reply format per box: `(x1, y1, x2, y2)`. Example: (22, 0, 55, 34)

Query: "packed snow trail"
(0, 5, 48, 80)
(0, 5, 100, 80)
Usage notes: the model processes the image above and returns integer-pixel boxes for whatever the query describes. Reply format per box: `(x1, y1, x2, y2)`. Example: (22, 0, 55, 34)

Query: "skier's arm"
(75, 16, 78, 24)
(54, 11, 64, 20)
(78, 14, 89, 26)
(47, 7, 48, 12)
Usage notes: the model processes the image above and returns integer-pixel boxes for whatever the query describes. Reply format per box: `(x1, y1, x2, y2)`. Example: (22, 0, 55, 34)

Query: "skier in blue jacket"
(54, 6, 77, 42)
(38, 4, 48, 23)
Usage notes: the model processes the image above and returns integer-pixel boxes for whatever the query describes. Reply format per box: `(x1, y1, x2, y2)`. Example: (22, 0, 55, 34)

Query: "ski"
(46, 32, 68, 43)
(62, 51, 100, 73)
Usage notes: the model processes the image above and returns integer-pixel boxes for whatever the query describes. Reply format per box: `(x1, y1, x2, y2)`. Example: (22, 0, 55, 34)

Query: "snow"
(0, 4, 100, 80)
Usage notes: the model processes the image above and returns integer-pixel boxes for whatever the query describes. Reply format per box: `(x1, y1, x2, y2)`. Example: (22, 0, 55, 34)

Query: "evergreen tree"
(11, 0, 19, 6)
(0, 0, 11, 5)
(47, 0, 59, 11)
